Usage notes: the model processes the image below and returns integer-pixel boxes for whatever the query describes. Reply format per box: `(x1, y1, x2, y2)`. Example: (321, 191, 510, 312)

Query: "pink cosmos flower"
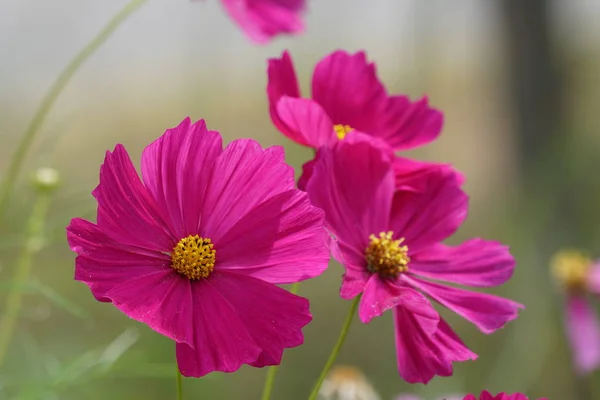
(267, 50, 443, 151)
(66, 117, 329, 377)
(551, 250, 600, 375)
(220, 0, 306, 44)
(463, 391, 547, 400)
(395, 395, 462, 400)
(304, 134, 522, 383)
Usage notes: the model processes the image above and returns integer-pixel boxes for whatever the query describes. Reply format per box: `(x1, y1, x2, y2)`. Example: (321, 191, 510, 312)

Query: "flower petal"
(336, 240, 371, 300)
(311, 50, 387, 131)
(410, 240, 515, 287)
(359, 278, 438, 326)
(201, 140, 295, 242)
(405, 275, 523, 334)
(221, 0, 305, 44)
(141, 118, 223, 239)
(267, 51, 303, 138)
(586, 263, 600, 295)
(393, 307, 476, 384)
(67, 218, 170, 302)
(276, 97, 336, 148)
(393, 157, 465, 193)
(389, 167, 468, 252)
(93, 144, 175, 252)
(216, 189, 329, 284)
(565, 295, 600, 375)
(106, 269, 195, 346)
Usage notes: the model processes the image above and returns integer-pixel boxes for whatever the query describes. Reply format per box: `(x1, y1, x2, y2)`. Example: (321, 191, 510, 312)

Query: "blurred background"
(1, 0, 600, 399)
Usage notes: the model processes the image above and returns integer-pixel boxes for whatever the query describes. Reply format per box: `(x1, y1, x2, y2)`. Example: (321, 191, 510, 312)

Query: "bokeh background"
(1, 0, 600, 399)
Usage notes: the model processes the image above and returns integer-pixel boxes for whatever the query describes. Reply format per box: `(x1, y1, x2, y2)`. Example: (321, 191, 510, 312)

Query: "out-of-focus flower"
(551, 249, 600, 375)
(319, 365, 381, 400)
(67, 117, 329, 377)
(267, 50, 442, 151)
(220, 0, 306, 44)
(304, 134, 522, 383)
(463, 391, 547, 400)
(395, 394, 462, 400)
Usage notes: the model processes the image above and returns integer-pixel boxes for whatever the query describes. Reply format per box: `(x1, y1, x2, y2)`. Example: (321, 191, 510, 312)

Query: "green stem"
(0, 192, 52, 367)
(260, 282, 301, 400)
(0, 0, 148, 221)
(307, 296, 360, 400)
(176, 364, 183, 400)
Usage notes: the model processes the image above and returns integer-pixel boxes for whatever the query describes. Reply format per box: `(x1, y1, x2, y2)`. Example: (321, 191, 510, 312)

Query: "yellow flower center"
(551, 250, 591, 292)
(365, 231, 410, 278)
(333, 124, 353, 140)
(171, 235, 216, 280)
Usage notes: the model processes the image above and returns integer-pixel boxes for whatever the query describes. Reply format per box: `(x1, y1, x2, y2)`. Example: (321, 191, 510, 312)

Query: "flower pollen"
(365, 231, 409, 278)
(551, 249, 591, 292)
(171, 235, 216, 280)
(333, 124, 353, 140)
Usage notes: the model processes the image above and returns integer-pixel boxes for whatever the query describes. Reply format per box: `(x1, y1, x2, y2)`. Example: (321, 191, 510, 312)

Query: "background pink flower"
(267, 50, 442, 150)
(67, 117, 329, 377)
(464, 391, 547, 400)
(220, 0, 305, 43)
(304, 134, 521, 383)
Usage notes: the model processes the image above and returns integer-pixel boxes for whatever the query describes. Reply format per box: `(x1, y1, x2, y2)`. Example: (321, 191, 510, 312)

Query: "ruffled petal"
(216, 189, 329, 284)
(267, 51, 303, 138)
(393, 157, 465, 193)
(389, 167, 468, 252)
(311, 50, 387, 131)
(67, 218, 170, 302)
(141, 118, 223, 239)
(93, 144, 175, 252)
(393, 307, 476, 384)
(336, 240, 371, 300)
(405, 275, 523, 334)
(221, 0, 305, 44)
(305, 134, 395, 255)
(374, 96, 443, 150)
(200, 140, 295, 242)
(410, 240, 515, 287)
(565, 295, 600, 375)
(276, 97, 336, 148)
(106, 269, 195, 346)
(359, 279, 438, 326)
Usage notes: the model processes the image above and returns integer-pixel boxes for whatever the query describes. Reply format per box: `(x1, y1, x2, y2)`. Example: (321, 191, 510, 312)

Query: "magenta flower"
(66, 118, 329, 377)
(395, 395, 462, 400)
(220, 0, 306, 44)
(551, 250, 600, 375)
(464, 391, 547, 400)
(304, 134, 522, 383)
(267, 50, 442, 151)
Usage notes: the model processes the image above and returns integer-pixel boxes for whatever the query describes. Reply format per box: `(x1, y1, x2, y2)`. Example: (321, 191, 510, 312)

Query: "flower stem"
(260, 282, 301, 400)
(0, 191, 52, 367)
(0, 0, 148, 221)
(176, 364, 183, 400)
(307, 295, 360, 400)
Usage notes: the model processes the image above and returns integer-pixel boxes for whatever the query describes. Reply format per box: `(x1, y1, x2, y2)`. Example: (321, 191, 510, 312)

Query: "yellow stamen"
(171, 235, 215, 280)
(551, 249, 592, 292)
(333, 124, 353, 140)
(365, 231, 409, 278)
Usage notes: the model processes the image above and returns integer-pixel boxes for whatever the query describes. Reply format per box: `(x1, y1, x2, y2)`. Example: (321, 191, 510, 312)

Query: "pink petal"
(67, 218, 170, 302)
(297, 157, 316, 191)
(393, 157, 465, 193)
(405, 275, 523, 334)
(141, 118, 223, 239)
(335, 239, 372, 300)
(393, 307, 476, 384)
(374, 96, 443, 150)
(176, 271, 310, 376)
(565, 295, 600, 375)
(305, 134, 395, 255)
(586, 263, 600, 295)
(200, 140, 295, 242)
(389, 167, 468, 252)
(106, 269, 195, 346)
(267, 51, 302, 139)
(221, 0, 305, 44)
(311, 50, 387, 132)
(359, 278, 439, 326)
(410, 240, 515, 287)
(276, 97, 336, 148)
(92, 144, 175, 252)
(216, 189, 329, 284)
